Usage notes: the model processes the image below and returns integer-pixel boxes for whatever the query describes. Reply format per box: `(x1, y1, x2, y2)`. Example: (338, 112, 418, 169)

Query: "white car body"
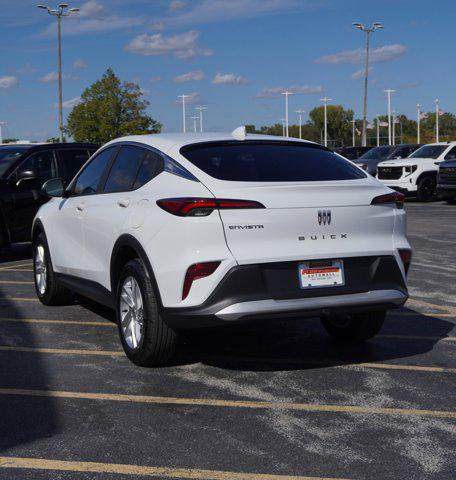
(33, 132, 410, 328)
(377, 142, 456, 195)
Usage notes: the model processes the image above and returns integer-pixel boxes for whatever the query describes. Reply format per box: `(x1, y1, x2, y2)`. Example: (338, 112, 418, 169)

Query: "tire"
(445, 198, 456, 205)
(416, 176, 437, 202)
(116, 258, 177, 367)
(33, 233, 72, 305)
(320, 310, 386, 343)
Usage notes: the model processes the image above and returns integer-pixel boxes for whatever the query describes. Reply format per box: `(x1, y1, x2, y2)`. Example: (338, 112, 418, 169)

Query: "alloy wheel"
(119, 276, 144, 350)
(34, 244, 47, 295)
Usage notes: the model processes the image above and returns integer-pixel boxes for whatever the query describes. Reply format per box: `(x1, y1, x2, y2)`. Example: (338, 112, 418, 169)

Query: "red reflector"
(157, 198, 265, 217)
(398, 248, 412, 275)
(182, 261, 221, 300)
(371, 191, 405, 209)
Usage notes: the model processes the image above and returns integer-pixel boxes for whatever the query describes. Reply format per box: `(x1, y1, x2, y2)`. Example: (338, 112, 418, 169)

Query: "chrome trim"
(215, 289, 407, 321)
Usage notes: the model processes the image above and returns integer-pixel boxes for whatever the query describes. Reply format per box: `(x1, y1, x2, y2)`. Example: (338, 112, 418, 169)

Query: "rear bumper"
(162, 255, 408, 329)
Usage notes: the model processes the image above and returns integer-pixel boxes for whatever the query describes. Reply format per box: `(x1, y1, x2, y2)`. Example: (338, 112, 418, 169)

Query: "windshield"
(409, 145, 447, 159)
(180, 141, 366, 182)
(0, 146, 30, 177)
(359, 146, 395, 160)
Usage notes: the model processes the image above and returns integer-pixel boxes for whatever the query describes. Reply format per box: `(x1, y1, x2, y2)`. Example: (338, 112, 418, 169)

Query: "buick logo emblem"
(318, 210, 331, 225)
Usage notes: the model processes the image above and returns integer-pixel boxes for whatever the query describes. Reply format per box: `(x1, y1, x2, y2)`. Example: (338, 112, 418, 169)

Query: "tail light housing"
(371, 191, 405, 209)
(398, 248, 412, 275)
(182, 262, 221, 300)
(157, 198, 265, 217)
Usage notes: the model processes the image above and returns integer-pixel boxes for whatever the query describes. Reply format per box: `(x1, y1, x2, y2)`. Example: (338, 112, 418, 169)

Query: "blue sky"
(1, 0, 455, 140)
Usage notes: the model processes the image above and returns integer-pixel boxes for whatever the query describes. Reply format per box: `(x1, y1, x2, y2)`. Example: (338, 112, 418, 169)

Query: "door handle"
(76, 203, 85, 212)
(117, 199, 130, 208)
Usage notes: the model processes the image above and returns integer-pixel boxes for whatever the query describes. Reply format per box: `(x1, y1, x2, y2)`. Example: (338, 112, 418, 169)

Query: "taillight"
(398, 248, 412, 275)
(371, 191, 405, 209)
(157, 198, 265, 217)
(182, 262, 221, 299)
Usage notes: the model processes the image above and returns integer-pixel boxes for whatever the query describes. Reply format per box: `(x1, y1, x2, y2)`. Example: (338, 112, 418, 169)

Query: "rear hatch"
(177, 139, 397, 265)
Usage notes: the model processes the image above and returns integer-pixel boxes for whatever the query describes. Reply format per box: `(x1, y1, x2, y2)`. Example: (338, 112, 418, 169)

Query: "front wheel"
(416, 176, 437, 202)
(320, 310, 386, 343)
(116, 259, 177, 366)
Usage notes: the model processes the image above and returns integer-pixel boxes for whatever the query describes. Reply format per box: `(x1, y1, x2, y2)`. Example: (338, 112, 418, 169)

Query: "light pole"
(195, 105, 206, 133)
(416, 103, 421, 144)
(178, 94, 190, 133)
(320, 96, 332, 147)
(352, 118, 356, 147)
(0, 122, 5, 144)
(191, 115, 199, 133)
(282, 91, 292, 137)
(391, 110, 396, 146)
(37, 4, 79, 143)
(296, 109, 305, 139)
(353, 22, 383, 147)
(280, 118, 286, 137)
(435, 98, 440, 142)
(383, 89, 395, 145)
(376, 114, 380, 146)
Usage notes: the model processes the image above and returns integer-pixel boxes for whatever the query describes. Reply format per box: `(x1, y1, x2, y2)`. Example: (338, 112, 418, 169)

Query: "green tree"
(66, 68, 161, 143)
(308, 105, 354, 147)
(2, 138, 19, 144)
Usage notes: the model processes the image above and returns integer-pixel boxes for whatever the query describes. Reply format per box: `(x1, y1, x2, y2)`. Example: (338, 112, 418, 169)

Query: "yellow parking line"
(407, 298, 456, 314)
(0, 263, 32, 270)
(0, 297, 38, 302)
(0, 317, 115, 327)
(0, 280, 34, 285)
(0, 456, 349, 480)
(0, 388, 455, 419)
(0, 268, 33, 272)
(1, 345, 454, 374)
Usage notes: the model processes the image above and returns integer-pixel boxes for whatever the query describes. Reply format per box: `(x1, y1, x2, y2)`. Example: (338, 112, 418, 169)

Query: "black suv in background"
(333, 146, 372, 160)
(437, 159, 456, 204)
(0, 143, 98, 247)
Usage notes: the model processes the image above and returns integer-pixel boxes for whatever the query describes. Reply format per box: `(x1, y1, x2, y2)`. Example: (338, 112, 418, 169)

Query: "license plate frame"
(298, 259, 345, 289)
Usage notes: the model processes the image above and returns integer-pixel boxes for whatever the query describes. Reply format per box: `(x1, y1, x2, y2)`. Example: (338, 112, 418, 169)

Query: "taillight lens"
(398, 248, 412, 275)
(157, 198, 265, 217)
(371, 191, 405, 209)
(182, 261, 221, 300)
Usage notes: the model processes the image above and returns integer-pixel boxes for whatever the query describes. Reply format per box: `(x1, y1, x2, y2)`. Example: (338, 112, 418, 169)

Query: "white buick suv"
(32, 130, 411, 366)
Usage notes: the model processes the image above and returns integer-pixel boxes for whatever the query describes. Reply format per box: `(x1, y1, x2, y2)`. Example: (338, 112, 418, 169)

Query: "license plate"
(298, 260, 345, 289)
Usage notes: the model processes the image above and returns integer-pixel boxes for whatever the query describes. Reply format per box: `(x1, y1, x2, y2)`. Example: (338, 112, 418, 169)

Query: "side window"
(57, 149, 92, 181)
(103, 146, 145, 193)
(18, 151, 57, 183)
(133, 150, 164, 189)
(73, 147, 115, 196)
(444, 147, 456, 160)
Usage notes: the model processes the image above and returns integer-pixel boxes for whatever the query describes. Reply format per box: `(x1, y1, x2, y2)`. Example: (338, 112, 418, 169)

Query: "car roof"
(419, 141, 456, 147)
(103, 132, 317, 153)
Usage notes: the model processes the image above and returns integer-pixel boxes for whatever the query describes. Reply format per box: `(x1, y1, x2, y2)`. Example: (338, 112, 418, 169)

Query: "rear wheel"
(116, 259, 177, 366)
(321, 310, 385, 343)
(33, 233, 72, 305)
(416, 176, 437, 202)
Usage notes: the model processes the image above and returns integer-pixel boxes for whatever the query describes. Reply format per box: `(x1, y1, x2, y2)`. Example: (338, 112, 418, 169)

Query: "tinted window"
(18, 150, 57, 182)
(359, 146, 395, 160)
(58, 149, 93, 181)
(0, 146, 31, 176)
(444, 147, 456, 160)
(73, 147, 115, 196)
(104, 146, 145, 193)
(389, 147, 410, 159)
(180, 141, 366, 182)
(410, 145, 446, 159)
(133, 150, 164, 189)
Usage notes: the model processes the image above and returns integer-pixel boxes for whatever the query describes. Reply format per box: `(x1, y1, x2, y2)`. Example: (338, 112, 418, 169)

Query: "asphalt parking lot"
(0, 202, 455, 480)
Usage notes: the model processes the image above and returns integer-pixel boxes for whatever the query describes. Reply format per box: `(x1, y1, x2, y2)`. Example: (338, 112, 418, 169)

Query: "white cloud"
(351, 67, 373, 80)
(0, 75, 18, 89)
(78, 0, 107, 18)
(149, 22, 165, 32)
(125, 31, 213, 59)
(174, 70, 204, 82)
(256, 85, 323, 98)
(175, 92, 202, 105)
(169, 0, 187, 12)
(16, 63, 36, 75)
(73, 59, 88, 69)
(212, 73, 247, 85)
(40, 71, 78, 82)
(316, 44, 407, 65)
(62, 97, 81, 109)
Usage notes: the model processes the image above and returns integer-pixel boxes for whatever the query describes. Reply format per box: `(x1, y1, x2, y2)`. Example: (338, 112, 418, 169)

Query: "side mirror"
(42, 178, 66, 197)
(16, 169, 37, 186)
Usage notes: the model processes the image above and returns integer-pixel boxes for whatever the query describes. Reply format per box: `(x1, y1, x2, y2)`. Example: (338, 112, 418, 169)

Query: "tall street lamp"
(383, 88, 395, 145)
(320, 96, 332, 147)
(295, 109, 305, 139)
(416, 103, 421, 144)
(282, 90, 292, 137)
(353, 22, 383, 147)
(195, 105, 207, 133)
(37, 4, 79, 143)
(178, 94, 190, 133)
(191, 115, 199, 133)
(435, 98, 440, 142)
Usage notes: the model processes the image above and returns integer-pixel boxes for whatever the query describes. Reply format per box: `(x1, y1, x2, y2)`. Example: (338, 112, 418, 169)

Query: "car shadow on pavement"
(0, 243, 32, 264)
(174, 308, 455, 372)
(0, 288, 60, 453)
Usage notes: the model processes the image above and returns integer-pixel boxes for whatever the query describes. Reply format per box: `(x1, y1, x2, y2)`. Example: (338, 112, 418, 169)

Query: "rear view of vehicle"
(437, 159, 456, 204)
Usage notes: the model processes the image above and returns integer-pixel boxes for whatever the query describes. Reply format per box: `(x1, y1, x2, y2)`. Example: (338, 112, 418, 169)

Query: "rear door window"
(133, 150, 164, 189)
(180, 141, 366, 182)
(103, 145, 146, 193)
(57, 149, 93, 181)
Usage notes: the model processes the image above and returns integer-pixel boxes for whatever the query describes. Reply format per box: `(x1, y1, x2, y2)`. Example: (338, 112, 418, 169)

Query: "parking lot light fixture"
(320, 96, 332, 147)
(376, 114, 380, 146)
(435, 98, 440, 142)
(351, 118, 356, 147)
(295, 109, 305, 139)
(282, 91, 292, 137)
(353, 22, 383, 147)
(178, 95, 190, 133)
(191, 115, 199, 133)
(36, 3, 79, 143)
(280, 118, 286, 137)
(383, 89, 395, 145)
(416, 104, 421, 144)
(195, 105, 207, 133)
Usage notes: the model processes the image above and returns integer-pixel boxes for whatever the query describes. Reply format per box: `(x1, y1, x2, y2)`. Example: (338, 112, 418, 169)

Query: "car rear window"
(180, 141, 366, 182)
